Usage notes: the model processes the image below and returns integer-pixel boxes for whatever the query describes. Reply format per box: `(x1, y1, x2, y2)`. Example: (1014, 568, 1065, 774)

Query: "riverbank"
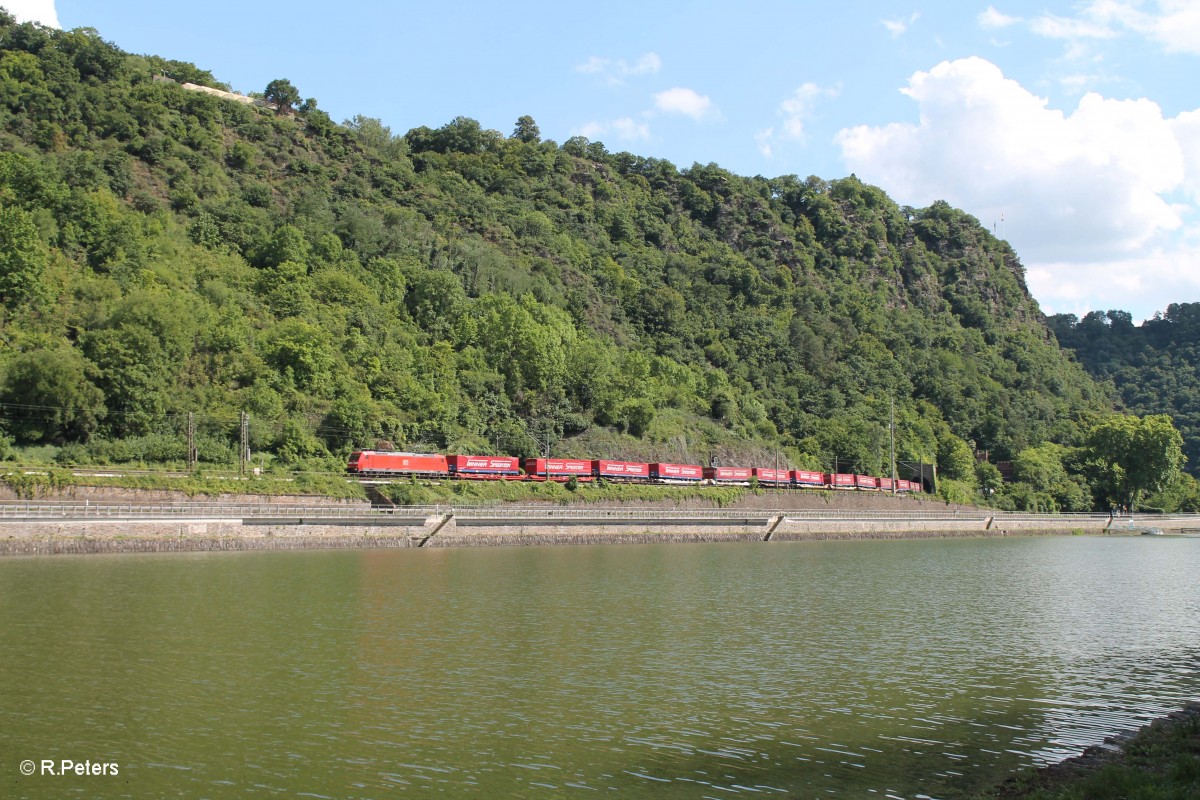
(0, 506, 1142, 556)
(976, 702, 1200, 799)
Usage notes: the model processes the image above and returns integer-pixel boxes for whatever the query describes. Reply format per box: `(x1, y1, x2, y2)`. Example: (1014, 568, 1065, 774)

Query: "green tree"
(1086, 414, 1185, 510)
(0, 348, 106, 443)
(0, 205, 48, 308)
(512, 115, 540, 144)
(263, 78, 300, 115)
(1011, 442, 1091, 512)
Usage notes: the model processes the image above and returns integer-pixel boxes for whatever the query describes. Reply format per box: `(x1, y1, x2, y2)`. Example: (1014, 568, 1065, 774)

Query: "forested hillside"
(0, 14, 1187, 510)
(1051, 305, 1200, 480)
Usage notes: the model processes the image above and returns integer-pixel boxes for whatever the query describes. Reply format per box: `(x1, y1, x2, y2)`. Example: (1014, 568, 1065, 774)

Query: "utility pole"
(889, 397, 897, 495)
(530, 421, 555, 482)
(239, 411, 249, 476)
(187, 411, 197, 472)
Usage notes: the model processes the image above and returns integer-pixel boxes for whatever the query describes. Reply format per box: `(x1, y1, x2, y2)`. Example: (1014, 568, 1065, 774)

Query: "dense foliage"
(1050, 305, 1200, 476)
(0, 14, 1181, 509)
(1049, 306, 1200, 511)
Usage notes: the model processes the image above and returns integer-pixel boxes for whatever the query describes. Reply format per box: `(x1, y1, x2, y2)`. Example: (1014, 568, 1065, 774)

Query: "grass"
(0, 467, 369, 500)
(376, 478, 748, 507)
(0, 463, 751, 507)
(974, 706, 1200, 799)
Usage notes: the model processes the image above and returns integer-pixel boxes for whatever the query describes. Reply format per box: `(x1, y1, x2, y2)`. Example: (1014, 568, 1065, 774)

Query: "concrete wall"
(1, 508, 1173, 556)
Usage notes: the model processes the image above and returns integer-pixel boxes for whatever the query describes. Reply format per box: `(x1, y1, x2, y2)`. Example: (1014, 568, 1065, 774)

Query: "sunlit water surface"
(2, 536, 1198, 799)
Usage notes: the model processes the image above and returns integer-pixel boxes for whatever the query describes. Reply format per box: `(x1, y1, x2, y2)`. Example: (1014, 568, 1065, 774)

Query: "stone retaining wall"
(0, 511, 1142, 556)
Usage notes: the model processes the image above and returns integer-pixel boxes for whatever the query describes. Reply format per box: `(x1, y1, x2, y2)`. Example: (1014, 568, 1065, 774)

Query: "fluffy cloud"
(652, 87, 715, 120)
(4, 0, 59, 28)
(836, 56, 1199, 318)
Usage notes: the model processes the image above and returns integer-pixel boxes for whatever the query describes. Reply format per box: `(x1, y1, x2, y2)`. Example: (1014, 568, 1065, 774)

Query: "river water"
(2, 536, 1198, 799)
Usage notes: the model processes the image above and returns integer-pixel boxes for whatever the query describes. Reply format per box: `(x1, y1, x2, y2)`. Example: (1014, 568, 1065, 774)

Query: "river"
(2, 535, 1198, 799)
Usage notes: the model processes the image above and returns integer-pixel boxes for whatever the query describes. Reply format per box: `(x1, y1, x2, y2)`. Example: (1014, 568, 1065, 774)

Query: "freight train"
(346, 450, 921, 492)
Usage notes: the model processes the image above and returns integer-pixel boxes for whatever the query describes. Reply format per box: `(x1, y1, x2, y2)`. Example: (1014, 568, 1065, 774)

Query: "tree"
(263, 78, 300, 115)
(1011, 442, 1091, 512)
(512, 115, 540, 144)
(0, 348, 106, 443)
(0, 205, 48, 308)
(1086, 414, 1185, 510)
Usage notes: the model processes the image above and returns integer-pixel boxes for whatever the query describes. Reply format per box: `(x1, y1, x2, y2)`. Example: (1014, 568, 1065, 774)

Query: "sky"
(6, 1, 1200, 323)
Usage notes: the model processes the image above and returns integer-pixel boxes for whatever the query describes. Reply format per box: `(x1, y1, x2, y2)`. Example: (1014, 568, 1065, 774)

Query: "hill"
(1050, 305, 1200, 480)
(1, 13, 1183, 510)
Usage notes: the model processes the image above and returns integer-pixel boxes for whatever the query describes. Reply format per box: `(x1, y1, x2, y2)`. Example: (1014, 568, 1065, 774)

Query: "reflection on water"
(2, 536, 1198, 799)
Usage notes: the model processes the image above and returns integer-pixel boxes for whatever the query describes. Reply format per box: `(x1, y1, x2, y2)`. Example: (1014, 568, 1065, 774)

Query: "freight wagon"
(593, 460, 651, 481)
(649, 463, 704, 482)
(751, 467, 789, 486)
(447, 455, 522, 478)
(792, 470, 826, 487)
(523, 457, 594, 481)
(703, 466, 754, 485)
(828, 473, 856, 489)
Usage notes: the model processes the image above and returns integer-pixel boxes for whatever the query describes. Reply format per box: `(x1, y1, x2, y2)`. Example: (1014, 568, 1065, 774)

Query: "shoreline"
(978, 701, 1200, 799)
(0, 524, 1113, 557)
(2, 491, 1181, 556)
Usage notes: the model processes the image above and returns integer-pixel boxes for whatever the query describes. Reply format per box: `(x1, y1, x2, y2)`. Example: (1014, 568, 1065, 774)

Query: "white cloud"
(755, 127, 775, 158)
(575, 56, 609, 75)
(1119, 0, 1200, 55)
(575, 121, 606, 140)
(4, 0, 59, 28)
(629, 53, 662, 76)
(756, 82, 837, 157)
(1030, 12, 1119, 40)
(653, 87, 715, 120)
(572, 117, 651, 143)
(611, 116, 651, 141)
(1171, 107, 1200, 202)
(882, 12, 919, 38)
(1029, 244, 1200, 320)
(1027, 1, 1200, 56)
(979, 6, 1022, 29)
(836, 56, 1199, 319)
(575, 52, 662, 84)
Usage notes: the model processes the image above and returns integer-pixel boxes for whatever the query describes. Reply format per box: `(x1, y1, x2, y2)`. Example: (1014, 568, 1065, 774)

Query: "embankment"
(0, 501, 1166, 556)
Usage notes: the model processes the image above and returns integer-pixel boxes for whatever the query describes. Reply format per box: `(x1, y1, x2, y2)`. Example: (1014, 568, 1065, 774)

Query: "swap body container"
(447, 454, 522, 476)
(792, 470, 826, 487)
(649, 463, 704, 482)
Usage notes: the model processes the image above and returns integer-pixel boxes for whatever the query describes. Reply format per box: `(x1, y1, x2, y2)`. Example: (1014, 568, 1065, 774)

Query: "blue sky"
(10, 1, 1200, 323)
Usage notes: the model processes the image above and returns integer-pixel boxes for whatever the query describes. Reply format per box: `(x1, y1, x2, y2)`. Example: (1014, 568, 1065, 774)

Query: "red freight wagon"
(855, 474, 878, 490)
(650, 463, 704, 482)
(523, 457, 593, 480)
(828, 473, 855, 489)
(752, 467, 789, 485)
(896, 480, 910, 492)
(879, 477, 894, 491)
(447, 454, 521, 476)
(703, 466, 753, 483)
(347, 451, 449, 476)
(792, 470, 825, 487)
(593, 460, 650, 480)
